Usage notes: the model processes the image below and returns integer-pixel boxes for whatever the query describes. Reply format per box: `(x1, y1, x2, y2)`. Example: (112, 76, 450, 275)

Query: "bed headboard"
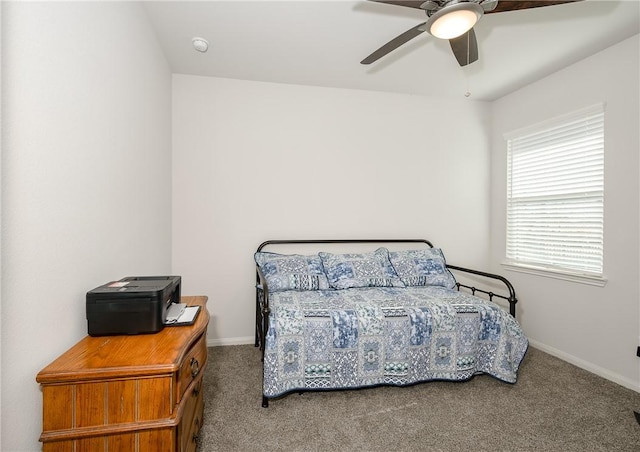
(256, 238, 433, 253)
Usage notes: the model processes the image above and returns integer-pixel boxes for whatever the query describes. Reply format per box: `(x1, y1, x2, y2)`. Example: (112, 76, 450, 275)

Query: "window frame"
(502, 103, 607, 287)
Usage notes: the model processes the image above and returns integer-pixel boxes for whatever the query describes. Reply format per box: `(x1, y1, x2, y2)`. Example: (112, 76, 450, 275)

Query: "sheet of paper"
(176, 306, 199, 323)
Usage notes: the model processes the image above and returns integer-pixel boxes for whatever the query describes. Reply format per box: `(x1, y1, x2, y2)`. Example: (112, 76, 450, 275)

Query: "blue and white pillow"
(388, 248, 456, 289)
(318, 247, 405, 290)
(254, 252, 330, 292)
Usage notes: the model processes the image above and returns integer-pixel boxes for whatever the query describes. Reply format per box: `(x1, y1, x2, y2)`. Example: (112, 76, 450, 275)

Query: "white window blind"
(505, 104, 604, 276)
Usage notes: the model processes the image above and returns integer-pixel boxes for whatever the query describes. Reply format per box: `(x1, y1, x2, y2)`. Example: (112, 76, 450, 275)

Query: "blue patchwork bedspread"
(263, 286, 528, 398)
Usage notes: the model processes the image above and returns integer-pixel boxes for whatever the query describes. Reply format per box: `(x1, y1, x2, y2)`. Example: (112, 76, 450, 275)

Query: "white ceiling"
(143, 0, 640, 101)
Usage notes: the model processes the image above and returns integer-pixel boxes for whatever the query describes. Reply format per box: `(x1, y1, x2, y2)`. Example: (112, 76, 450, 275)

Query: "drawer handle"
(190, 357, 200, 378)
(192, 417, 200, 443)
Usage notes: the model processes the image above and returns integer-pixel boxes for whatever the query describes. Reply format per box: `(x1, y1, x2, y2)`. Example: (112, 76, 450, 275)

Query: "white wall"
(490, 35, 640, 390)
(172, 75, 492, 345)
(1, 2, 172, 451)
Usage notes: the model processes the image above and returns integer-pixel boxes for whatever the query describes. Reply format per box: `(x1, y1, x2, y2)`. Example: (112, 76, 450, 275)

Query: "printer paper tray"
(164, 305, 200, 327)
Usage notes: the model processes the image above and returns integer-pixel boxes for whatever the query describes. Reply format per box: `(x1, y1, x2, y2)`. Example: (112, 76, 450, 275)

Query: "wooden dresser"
(37, 296, 209, 452)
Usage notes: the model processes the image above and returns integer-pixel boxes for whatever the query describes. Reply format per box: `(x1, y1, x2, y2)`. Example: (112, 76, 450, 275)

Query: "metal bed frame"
(254, 239, 518, 406)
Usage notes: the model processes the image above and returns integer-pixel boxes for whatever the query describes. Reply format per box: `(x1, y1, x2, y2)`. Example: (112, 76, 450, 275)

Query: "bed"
(254, 239, 528, 407)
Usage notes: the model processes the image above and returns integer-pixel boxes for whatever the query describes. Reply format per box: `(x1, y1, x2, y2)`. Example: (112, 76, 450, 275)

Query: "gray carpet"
(198, 345, 640, 451)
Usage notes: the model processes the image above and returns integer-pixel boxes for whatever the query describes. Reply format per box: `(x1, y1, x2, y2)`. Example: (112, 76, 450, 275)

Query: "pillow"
(318, 247, 405, 290)
(254, 252, 330, 292)
(388, 248, 456, 289)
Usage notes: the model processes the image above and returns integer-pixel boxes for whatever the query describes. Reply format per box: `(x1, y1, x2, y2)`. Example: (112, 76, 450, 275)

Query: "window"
(504, 103, 605, 284)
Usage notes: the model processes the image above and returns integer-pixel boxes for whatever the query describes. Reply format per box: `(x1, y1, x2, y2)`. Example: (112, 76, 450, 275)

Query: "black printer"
(86, 276, 181, 336)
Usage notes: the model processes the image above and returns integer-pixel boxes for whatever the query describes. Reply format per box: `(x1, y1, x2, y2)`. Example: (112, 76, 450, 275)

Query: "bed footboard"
(447, 264, 518, 317)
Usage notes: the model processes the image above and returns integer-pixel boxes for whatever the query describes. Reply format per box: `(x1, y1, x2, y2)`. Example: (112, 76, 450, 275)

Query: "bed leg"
(262, 396, 269, 408)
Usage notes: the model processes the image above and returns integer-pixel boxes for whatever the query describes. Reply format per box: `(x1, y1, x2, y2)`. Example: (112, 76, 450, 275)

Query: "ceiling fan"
(361, 0, 584, 67)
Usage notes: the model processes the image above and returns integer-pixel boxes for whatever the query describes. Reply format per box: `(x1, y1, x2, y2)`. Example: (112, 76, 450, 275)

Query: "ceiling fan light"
(426, 2, 484, 40)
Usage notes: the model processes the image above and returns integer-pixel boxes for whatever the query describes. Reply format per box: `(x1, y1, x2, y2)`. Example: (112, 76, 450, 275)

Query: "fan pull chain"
(464, 73, 471, 98)
(463, 30, 471, 98)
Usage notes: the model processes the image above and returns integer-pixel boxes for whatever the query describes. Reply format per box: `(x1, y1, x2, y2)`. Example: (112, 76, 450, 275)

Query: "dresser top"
(37, 296, 209, 384)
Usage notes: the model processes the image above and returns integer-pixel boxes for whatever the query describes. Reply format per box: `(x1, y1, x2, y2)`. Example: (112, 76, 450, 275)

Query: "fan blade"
(449, 28, 478, 67)
(361, 22, 427, 64)
(370, 0, 584, 13)
(370, 1, 426, 10)
(487, 0, 584, 14)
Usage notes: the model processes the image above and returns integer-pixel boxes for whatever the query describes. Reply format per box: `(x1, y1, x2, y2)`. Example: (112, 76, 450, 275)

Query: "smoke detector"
(192, 37, 209, 53)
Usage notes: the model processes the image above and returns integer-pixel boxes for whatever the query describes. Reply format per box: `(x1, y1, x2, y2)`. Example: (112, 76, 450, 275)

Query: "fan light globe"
(426, 2, 484, 40)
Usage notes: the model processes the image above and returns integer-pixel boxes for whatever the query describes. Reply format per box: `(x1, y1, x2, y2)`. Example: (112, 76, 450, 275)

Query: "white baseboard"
(528, 339, 640, 393)
(207, 336, 255, 347)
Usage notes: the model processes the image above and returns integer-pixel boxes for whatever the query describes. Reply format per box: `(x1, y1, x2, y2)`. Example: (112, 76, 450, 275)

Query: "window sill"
(501, 262, 607, 287)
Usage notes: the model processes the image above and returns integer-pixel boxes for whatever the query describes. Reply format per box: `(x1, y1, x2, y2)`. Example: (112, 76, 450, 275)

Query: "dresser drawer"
(176, 333, 207, 403)
(178, 376, 204, 452)
(187, 394, 204, 452)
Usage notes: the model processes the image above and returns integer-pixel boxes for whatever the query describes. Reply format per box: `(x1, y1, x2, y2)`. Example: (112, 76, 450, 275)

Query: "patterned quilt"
(263, 286, 528, 398)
